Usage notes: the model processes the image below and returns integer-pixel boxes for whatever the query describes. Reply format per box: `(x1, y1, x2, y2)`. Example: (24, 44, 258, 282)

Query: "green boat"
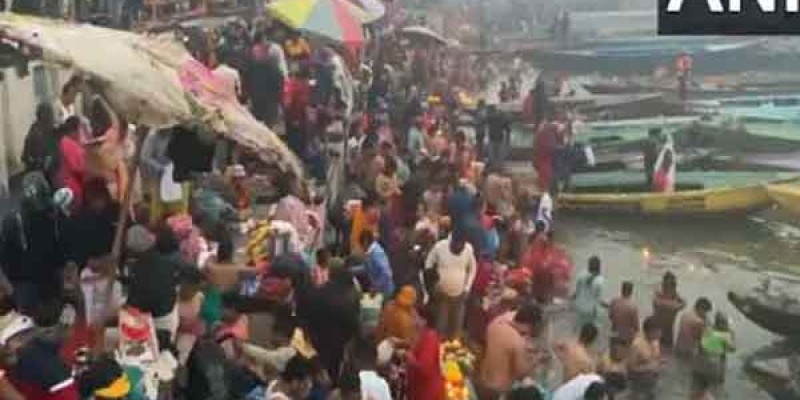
(569, 170, 797, 194)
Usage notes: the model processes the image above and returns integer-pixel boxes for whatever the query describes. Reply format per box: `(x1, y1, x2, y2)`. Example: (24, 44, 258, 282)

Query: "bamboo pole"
(93, 125, 150, 355)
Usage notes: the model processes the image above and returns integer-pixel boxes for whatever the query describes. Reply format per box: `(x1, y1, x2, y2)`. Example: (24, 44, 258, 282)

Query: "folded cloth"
(14, 337, 75, 394)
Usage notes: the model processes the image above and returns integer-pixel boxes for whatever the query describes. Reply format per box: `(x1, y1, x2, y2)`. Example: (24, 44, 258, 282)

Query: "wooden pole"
(111, 125, 150, 263)
(93, 125, 150, 355)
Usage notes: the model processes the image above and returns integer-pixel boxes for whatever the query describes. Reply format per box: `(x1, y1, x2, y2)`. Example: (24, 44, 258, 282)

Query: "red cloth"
(470, 260, 493, 298)
(407, 329, 445, 400)
(534, 124, 556, 191)
(9, 378, 80, 400)
(59, 136, 85, 212)
(59, 318, 96, 366)
(654, 170, 669, 192)
(522, 92, 535, 124)
(522, 239, 574, 299)
(283, 78, 310, 124)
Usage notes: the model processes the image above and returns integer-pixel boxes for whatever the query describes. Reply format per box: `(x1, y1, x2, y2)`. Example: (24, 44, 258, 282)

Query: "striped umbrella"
(266, 0, 366, 48)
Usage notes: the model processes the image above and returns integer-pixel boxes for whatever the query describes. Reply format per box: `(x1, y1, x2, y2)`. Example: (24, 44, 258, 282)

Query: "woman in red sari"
(407, 310, 445, 400)
(534, 119, 557, 192)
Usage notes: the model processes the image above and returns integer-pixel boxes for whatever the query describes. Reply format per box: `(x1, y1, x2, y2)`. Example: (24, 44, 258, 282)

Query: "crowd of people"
(0, 7, 736, 400)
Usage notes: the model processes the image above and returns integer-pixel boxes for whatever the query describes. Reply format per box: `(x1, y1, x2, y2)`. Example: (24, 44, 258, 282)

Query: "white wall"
(0, 62, 67, 197)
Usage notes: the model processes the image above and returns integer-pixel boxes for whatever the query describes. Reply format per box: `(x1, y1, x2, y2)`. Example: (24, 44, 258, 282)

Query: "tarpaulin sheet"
(0, 13, 301, 176)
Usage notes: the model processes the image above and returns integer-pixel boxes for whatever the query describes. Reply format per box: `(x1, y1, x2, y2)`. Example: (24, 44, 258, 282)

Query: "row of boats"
(514, 168, 800, 218)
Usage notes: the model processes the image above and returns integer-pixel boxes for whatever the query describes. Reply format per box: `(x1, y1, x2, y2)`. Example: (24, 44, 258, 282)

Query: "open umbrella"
(267, 0, 366, 49)
(398, 25, 448, 46)
(350, 0, 385, 23)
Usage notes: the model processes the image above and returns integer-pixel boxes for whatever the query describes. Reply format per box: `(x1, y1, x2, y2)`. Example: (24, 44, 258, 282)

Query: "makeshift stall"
(0, 13, 305, 397)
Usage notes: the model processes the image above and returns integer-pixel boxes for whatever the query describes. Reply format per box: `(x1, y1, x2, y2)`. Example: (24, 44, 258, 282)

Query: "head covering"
(125, 225, 155, 254)
(79, 355, 131, 399)
(0, 314, 34, 346)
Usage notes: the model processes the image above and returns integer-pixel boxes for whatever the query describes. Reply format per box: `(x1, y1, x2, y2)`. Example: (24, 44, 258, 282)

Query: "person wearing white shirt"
(536, 192, 553, 233)
(552, 374, 607, 400)
(355, 342, 393, 400)
(424, 232, 477, 338)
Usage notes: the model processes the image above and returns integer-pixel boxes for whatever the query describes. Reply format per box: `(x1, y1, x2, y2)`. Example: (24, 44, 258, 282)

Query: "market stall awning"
(266, 0, 365, 49)
(0, 13, 302, 177)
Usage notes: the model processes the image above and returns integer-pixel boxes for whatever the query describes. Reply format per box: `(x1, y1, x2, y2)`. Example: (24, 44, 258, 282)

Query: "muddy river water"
(553, 210, 800, 399)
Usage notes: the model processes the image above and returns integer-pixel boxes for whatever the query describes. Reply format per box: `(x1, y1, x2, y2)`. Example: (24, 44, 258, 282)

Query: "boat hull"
(558, 184, 772, 216)
(728, 291, 800, 338)
(767, 184, 800, 214)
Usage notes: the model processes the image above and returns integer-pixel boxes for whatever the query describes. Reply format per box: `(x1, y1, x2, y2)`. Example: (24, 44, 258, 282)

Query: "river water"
(552, 210, 800, 399)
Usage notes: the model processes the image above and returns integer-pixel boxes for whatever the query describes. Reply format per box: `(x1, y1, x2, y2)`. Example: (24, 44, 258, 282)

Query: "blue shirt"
(366, 242, 395, 298)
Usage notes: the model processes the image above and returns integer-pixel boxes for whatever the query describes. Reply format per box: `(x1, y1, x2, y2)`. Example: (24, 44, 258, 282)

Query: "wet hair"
(282, 355, 314, 383)
(507, 386, 544, 400)
(695, 297, 712, 313)
(584, 381, 608, 400)
(642, 316, 660, 335)
(588, 256, 602, 274)
(579, 323, 599, 346)
(588, 256, 602, 285)
(662, 271, 677, 291)
(154, 225, 179, 254)
(513, 302, 543, 331)
(713, 312, 729, 331)
(621, 281, 634, 297)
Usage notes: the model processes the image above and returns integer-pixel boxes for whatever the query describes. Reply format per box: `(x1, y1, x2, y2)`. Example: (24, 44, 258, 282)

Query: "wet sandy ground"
(552, 212, 800, 399)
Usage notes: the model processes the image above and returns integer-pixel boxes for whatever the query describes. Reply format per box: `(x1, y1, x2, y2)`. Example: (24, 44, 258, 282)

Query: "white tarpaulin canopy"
(0, 13, 302, 176)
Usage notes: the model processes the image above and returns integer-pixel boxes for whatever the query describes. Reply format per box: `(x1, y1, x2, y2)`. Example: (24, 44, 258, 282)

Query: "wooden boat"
(728, 291, 800, 338)
(557, 171, 794, 216)
(728, 277, 800, 338)
(767, 184, 800, 214)
(533, 37, 765, 74)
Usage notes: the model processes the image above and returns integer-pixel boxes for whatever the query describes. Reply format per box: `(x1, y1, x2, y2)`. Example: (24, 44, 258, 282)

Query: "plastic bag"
(160, 163, 183, 202)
